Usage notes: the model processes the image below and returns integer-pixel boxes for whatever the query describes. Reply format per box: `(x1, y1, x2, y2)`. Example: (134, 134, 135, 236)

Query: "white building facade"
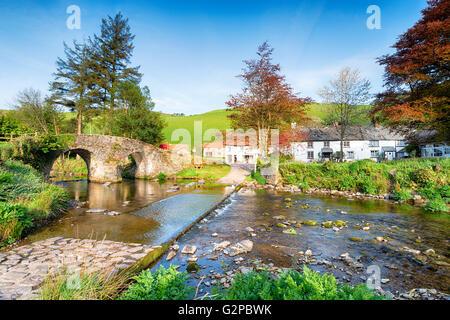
(291, 126, 409, 163)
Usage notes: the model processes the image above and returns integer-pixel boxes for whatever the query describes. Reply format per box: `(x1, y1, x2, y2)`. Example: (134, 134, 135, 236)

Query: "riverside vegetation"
(40, 264, 386, 300)
(0, 160, 69, 246)
(279, 158, 449, 213)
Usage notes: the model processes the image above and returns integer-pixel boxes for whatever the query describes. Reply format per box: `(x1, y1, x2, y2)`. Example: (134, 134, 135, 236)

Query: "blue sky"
(0, 0, 428, 114)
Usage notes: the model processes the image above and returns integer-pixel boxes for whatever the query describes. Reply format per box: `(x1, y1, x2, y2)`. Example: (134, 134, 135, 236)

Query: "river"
(26, 180, 450, 297)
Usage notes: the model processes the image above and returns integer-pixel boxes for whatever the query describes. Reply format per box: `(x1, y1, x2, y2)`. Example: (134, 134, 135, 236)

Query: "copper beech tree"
(226, 42, 312, 160)
(372, 0, 449, 142)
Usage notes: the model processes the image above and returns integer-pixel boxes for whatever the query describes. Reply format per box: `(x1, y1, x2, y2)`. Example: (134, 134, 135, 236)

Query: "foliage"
(372, 0, 450, 142)
(0, 202, 33, 245)
(89, 12, 142, 130)
(49, 40, 100, 134)
(157, 172, 167, 181)
(279, 158, 449, 212)
(40, 268, 131, 300)
(250, 170, 266, 185)
(393, 189, 413, 201)
(424, 198, 449, 213)
(110, 82, 166, 145)
(213, 267, 386, 300)
(51, 155, 88, 180)
(0, 160, 69, 246)
(14, 88, 62, 135)
(226, 42, 311, 157)
(0, 113, 30, 137)
(318, 67, 372, 161)
(3, 134, 75, 171)
(120, 265, 194, 300)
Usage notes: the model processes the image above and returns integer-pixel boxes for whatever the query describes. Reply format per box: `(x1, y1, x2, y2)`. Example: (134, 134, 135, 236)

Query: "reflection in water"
(25, 180, 228, 245)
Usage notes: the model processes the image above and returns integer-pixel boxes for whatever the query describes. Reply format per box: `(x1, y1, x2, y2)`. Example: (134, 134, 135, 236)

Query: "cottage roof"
(297, 126, 406, 142)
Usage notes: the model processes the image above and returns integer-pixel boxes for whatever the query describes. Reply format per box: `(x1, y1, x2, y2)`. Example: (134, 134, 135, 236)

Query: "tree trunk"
(77, 109, 82, 135)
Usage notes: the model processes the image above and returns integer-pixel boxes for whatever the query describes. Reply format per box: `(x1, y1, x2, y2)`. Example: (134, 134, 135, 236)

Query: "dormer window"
(307, 142, 313, 149)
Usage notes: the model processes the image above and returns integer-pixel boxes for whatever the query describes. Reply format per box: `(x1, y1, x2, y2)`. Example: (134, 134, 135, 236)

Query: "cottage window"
(307, 151, 314, 159)
(347, 151, 354, 159)
(343, 141, 350, 148)
(370, 141, 379, 147)
(323, 141, 330, 147)
(206, 152, 213, 157)
(307, 142, 313, 149)
(371, 150, 379, 158)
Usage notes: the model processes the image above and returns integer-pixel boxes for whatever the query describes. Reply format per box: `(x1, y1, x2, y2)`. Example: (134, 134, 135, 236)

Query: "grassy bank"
(50, 156, 88, 180)
(279, 158, 449, 213)
(0, 160, 69, 246)
(176, 164, 231, 181)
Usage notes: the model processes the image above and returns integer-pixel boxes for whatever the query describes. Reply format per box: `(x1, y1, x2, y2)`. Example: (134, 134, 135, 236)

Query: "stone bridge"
(42, 135, 188, 183)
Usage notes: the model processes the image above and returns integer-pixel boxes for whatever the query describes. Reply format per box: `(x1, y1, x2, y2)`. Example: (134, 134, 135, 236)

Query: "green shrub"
(213, 267, 386, 300)
(120, 265, 194, 300)
(394, 189, 412, 201)
(411, 168, 436, 187)
(156, 172, 167, 181)
(251, 170, 266, 185)
(424, 198, 449, 213)
(0, 202, 33, 245)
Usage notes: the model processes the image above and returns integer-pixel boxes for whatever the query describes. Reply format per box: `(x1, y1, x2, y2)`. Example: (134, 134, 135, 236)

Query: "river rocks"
(85, 209, 107, 213)
(186, 262, 200, 273)
(166, 251, 177, 261)
(302, 220, 317, 226)
(273, 215, 286, 220)
(276, 223, 288, 228)
(170, 244, 180, 251)
(339, 252, 363, 269)
(283, 228, 299, 235)
(187, 256, 198, 263)
(305, 249, 313, 256)
(228, 240, 253, 257)
(105, 211, 120, 216)
(211, 233, 218, 237)
(424, 249, 435, 256)
(245, 227, 254, 232)
(214, 241, 231, 251)
(181, 245, 197, 255)
(349, 237, 364, 242)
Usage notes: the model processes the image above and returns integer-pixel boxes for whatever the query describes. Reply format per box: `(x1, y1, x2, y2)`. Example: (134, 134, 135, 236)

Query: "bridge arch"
(40, 135, 188, 183)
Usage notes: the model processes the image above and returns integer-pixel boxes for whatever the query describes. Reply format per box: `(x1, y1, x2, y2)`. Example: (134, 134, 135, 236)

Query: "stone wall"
(42, 135, 189, 182)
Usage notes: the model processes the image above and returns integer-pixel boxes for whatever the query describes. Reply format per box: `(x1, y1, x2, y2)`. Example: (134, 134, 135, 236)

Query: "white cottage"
(203, 134, 259, 166)
(291, 126, 409, 163)
(415, 130, 450, 158)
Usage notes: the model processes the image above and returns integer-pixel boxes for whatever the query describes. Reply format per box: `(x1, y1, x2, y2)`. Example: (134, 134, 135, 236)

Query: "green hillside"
(161, 109, 231, 144)
(1, 104, 371, 145)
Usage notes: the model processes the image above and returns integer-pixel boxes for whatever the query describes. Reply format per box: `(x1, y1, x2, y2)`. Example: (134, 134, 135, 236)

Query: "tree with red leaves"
(226, 42, 312, 159)
(372, 0, 449, 142)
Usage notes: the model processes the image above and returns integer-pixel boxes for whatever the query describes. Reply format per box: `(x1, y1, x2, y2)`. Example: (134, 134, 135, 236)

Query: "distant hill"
(1, 104, 371, 144)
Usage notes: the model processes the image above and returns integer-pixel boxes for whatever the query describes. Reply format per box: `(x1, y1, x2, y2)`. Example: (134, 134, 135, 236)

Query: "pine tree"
(49, 40, 97, 134)
(90, 12, 142, 132)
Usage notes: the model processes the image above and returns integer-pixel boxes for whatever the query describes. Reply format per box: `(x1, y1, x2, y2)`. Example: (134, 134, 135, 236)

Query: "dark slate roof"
(297, 126, 406, 142)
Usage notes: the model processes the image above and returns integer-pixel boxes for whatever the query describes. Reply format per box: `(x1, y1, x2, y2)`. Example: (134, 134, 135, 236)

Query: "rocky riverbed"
(154, 186, 450, 300)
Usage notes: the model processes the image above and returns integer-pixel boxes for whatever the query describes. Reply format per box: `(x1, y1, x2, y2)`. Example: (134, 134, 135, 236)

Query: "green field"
(1, 104, 371, 145)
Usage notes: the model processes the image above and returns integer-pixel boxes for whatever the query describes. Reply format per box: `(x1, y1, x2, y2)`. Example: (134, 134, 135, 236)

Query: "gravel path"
(216, 165, 251, 185)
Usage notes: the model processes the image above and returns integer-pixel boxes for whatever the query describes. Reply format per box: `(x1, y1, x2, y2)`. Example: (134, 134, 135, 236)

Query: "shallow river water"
(25, 180, 450, 296)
